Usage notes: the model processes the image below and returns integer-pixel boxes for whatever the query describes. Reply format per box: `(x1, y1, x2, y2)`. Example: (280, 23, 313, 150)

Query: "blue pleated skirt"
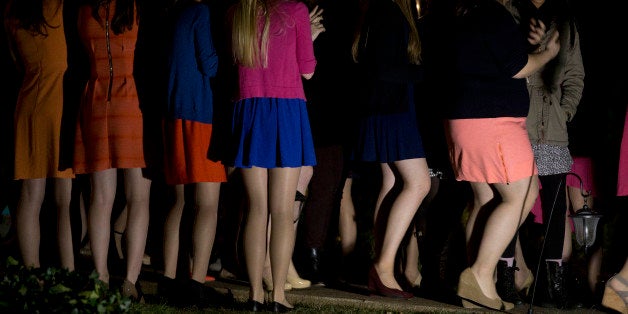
(227, 98, 316, 168)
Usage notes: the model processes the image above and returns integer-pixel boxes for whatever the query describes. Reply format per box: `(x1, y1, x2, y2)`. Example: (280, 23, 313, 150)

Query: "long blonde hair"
(231, 0, 273, 68)
(352, 0, 422, 65)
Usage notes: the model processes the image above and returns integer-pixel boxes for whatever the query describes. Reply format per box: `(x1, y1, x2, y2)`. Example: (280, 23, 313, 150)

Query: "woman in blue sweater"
(159, 0, 230, 307)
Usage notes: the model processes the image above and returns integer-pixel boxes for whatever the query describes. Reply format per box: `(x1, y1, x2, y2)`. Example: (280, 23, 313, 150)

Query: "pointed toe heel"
(121, 279, 145, 303)
(270, 301, 293, 312)
(247, 300, 265, 312)
(368, 266, 413, 299)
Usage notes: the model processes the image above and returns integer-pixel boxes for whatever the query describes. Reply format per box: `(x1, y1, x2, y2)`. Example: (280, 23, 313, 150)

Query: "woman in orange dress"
(4, 0, 75, 270)
(73, 0, 150, 301)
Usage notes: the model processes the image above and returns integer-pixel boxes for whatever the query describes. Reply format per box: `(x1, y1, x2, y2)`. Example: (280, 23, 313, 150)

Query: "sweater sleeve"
(560, 28, 585, 121)
(294, 2, 316, 75)
(195, 6, 218, 78)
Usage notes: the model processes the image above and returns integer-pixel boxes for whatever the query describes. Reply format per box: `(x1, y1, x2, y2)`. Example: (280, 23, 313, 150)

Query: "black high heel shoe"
(246, 300, 265, 312)
(270, 301, 293, 312)
(368, 266, 413, 299)
(120, 279, 145, 303)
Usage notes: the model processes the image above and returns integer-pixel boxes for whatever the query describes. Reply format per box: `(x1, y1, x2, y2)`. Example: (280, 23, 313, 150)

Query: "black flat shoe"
(184, 279, 234, 308)
(157, 276, 178, 304)
(247, 300, 265, 312)
(270, 301, 293, 312)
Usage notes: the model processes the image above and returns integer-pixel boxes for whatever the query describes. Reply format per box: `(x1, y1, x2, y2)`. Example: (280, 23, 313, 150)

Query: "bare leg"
(190, 182, 221, 283)
(122, 168, 151, 284)
(242, 167, 270, 304)
(514, 236, 532, 291)
(163, 184, 184, 279)
(79, 184, 88, 250)
(562, 212, 573, 261)
(89, 169, 117, 283)
(55, 178, 74, 271)
(465, 183, 494, 244)
(265, 165, 313, 286)
(374, 158, 430, 291)
(113, 205, 128, 260)
(404, 227, 422, 287)
(268, 167, 301, 307)
(339, 177, 356, 256)
(588, 247, 603, 293)
(403, 175, 439, 287)
(469, 176, 538, 300)
(263, 218, 275, 288)
(288, 166, 311, 281)
(16, 178, 46, 268)
(373, 164, 395, 226)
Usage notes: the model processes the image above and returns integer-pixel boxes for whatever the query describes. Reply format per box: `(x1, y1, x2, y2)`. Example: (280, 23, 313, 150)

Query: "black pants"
(539, 173, 568, 260)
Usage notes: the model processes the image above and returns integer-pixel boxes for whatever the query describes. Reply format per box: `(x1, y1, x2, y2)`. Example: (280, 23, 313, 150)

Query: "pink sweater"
(236, 0, 316, 101)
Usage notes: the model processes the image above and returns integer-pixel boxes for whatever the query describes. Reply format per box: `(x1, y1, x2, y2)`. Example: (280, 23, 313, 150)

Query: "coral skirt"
(446, 117, 537, 184)
(163, 119, 226, 185)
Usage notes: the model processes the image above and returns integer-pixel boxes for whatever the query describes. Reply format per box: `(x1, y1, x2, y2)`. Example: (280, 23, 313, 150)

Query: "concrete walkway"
(138, 270, 606, 313)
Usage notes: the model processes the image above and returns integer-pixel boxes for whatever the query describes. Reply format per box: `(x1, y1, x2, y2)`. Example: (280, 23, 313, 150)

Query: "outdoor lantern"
(570, 204, 602, 254)
(567, 172, 602, 254)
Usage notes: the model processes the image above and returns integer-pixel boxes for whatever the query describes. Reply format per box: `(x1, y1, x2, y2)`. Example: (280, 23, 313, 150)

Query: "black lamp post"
(567, 172, 602, 255)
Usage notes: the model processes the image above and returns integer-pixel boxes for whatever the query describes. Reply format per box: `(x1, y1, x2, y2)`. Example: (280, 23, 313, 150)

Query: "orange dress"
(6, 0, 74, 180)
(73, 2, 146, 174)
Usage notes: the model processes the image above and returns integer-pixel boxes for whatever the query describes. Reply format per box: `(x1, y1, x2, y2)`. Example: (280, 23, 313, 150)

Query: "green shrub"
(0, 256, 131, 313)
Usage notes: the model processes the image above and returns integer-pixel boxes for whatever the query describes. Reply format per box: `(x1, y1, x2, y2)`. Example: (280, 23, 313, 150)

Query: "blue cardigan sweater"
(166, 2, 218, 124)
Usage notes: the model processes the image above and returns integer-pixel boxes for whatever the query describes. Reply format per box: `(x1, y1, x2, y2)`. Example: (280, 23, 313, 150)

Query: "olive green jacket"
(525, 20, 585, 147)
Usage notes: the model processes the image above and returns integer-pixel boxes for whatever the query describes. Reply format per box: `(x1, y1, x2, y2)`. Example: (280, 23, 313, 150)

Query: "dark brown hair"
(91, 0, 138, 34)
(5, 0, 62, 36)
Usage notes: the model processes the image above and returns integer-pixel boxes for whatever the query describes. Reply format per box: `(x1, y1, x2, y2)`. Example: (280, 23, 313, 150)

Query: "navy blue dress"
(351, 0, 425, 163)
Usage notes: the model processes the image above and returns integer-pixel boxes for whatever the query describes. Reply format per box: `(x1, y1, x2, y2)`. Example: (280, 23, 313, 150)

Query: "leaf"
(6, 256, 18, 267)
(49, 283, 71, 294)
(0, 256, 131, 313)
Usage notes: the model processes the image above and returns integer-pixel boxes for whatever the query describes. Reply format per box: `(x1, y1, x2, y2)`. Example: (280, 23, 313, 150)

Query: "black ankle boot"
(496, 260, 524, 305)
(302, 247, 322, 284)
(545, 261, 569, 309)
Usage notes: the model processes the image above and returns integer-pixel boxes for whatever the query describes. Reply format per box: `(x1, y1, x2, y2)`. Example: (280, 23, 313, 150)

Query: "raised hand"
(310, 5, 325, 41)
(528, 18, 546, 46)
